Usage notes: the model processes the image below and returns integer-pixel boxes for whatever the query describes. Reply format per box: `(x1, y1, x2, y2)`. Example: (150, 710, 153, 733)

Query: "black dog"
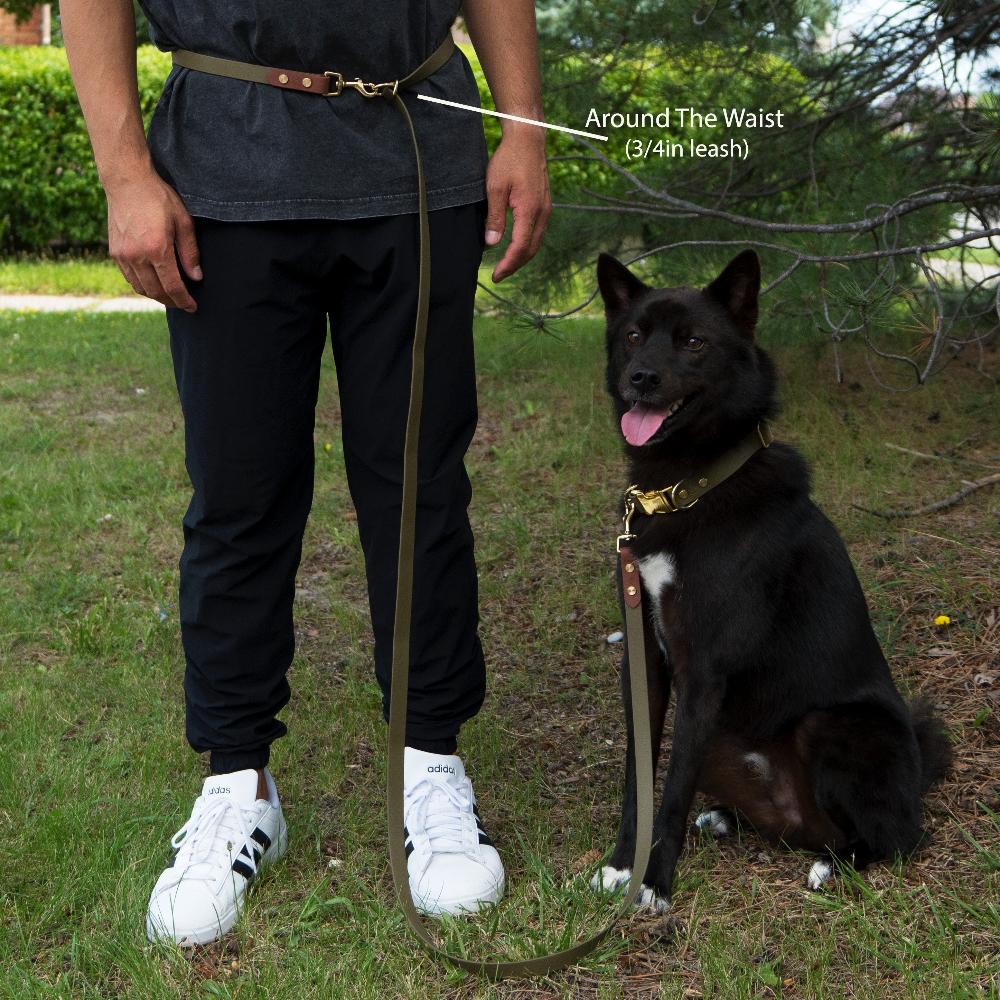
(591, 250, 951, 911)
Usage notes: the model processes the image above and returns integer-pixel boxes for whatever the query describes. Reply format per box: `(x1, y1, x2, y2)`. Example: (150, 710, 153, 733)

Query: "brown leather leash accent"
(170, 36, 656, 978)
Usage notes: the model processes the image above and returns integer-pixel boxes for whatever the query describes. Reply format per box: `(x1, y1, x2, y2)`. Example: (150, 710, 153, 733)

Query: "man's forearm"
(462, 0, 551, 279)
(463, 0, 544, 127)
(61, 0, 152, 193)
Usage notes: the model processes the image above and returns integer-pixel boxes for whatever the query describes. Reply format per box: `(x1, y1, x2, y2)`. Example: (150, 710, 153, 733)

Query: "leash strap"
(171, 36, 656, 978)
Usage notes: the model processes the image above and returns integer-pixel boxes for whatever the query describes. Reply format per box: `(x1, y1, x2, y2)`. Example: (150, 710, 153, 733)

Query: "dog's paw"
(807, 859, 834, 890)
(636, 885, 672, 914)
(694, 809, 733, 838)
(590, 865, 631, 893)
(590, 867, 671, 913)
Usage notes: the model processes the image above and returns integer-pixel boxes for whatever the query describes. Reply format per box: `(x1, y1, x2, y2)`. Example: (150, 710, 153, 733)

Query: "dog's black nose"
(630, 368, 661, 390)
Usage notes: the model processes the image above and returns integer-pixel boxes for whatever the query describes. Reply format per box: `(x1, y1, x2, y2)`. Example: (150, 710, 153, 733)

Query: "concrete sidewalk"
(0, 293, 163, 312)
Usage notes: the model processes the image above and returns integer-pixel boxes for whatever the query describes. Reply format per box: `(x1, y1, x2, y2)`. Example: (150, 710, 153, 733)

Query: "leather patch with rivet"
(619, 546, 642, 609)
(266, 67, 329, 93)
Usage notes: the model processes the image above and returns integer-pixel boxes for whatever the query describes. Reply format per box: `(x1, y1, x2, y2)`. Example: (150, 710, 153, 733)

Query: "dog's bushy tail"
(910, 696, 952, 793)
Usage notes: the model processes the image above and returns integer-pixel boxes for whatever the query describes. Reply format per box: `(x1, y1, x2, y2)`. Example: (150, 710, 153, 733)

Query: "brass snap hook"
(323, 74, 399, 98)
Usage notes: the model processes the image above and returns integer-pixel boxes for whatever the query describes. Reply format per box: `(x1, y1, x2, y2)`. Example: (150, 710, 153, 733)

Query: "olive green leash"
(170, 35, 657, 979)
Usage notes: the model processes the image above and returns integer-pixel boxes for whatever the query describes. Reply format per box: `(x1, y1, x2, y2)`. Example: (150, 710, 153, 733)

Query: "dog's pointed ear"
(597, 254, 648, 315)
(705, 250, 760, 337)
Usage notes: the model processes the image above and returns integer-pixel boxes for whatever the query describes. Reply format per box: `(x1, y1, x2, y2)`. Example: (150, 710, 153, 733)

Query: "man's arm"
(463, 0, 551, 282)
(62, 0, 200, 311)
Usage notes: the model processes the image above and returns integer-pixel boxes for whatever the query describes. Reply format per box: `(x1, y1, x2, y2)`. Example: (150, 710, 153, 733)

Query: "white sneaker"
(146, 768, 288, 945)
(403, 747, 505, 916)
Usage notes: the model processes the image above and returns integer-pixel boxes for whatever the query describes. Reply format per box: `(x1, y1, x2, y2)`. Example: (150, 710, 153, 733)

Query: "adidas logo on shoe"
(427, 764, 455, 775)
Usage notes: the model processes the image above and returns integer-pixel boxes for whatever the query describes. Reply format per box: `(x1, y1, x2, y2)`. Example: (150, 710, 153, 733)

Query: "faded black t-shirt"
(138, 1, 488, 220)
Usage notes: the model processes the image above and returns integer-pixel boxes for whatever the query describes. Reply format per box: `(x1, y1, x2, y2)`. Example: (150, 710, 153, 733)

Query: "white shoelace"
(404, 777, 479, 871)
(164, 796, 260, 886)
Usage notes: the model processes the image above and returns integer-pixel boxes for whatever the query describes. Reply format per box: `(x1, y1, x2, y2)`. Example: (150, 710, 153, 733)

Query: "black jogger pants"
(166, 201, 488, 774)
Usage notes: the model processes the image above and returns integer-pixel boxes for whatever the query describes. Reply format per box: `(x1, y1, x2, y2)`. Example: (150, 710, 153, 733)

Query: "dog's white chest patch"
(638, 552, 677, 593)
(637, 553, 677, 657)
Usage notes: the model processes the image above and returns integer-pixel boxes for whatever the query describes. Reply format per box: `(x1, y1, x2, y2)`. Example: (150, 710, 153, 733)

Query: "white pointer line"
(416, 94, 609, 141)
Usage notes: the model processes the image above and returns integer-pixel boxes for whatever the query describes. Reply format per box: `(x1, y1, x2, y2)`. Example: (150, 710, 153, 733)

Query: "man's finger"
(492, 202, 539, 282)
(175, 213, 203, 282)
(151, 253, 198, 312)
(527, 201, 551, 259)
(119, 261, 145, 297)
(134, 262, 176, 310)
(484, 181, 509, 247)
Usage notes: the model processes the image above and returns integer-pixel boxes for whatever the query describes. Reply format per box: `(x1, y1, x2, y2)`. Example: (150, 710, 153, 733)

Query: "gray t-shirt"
(138, 1, 488, 220)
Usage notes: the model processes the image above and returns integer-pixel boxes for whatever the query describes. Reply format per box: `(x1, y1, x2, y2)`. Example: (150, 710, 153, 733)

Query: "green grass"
(931, 246, 999, 266)
(0, 255, 131, 296)
(0, 308, 997, 998)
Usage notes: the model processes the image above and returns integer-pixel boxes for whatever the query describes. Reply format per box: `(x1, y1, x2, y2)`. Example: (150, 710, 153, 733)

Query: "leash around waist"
(170, 36, 656, 980)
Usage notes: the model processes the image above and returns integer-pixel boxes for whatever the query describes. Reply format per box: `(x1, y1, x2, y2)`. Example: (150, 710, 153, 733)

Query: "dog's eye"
(685, 336, 705, 351)
(626, 330, 641, 345)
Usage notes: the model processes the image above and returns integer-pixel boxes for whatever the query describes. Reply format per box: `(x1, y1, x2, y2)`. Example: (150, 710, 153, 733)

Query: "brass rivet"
(625, 562, 634, 573)
(698, 477, 709, 487)
(278, 73, 289, 84)
(678, 489, 688, 499)
(627, 585, 637, 597)
(302, 76, 313, 88)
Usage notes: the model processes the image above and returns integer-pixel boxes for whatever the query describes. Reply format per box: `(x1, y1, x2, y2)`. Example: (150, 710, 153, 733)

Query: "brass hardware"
(302, 76, 313, 87)
(698, 477, 708, 487)
(627, 585, 637, 597)
(278, 73, 289, 84)
(670, 481, 699, 510)
(625, 562, 634, 573)
(323, 71, 399, 98)
(616, 492, 638, 551)
(324, 70, 345, 95)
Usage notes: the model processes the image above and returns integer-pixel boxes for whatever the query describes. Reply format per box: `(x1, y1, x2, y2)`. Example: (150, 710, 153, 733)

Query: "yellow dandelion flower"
(934, 614, 951, 626)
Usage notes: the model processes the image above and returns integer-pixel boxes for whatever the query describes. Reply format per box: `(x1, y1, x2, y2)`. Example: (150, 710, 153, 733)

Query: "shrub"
(0, 45, 171, 252)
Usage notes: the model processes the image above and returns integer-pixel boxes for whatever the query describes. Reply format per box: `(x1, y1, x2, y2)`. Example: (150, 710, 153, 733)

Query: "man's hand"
(484, 126, 551, 283)
(106, 169, 202, 312)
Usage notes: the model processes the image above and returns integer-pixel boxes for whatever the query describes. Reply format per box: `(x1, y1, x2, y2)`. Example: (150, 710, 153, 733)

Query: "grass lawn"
(0, 256, 131, 297)
(932, 246, 999, 266)
(0, 306, 997, 999)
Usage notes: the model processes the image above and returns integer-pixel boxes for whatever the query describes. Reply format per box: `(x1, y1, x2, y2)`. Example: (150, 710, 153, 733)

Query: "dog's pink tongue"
(621, 403, 670, 446)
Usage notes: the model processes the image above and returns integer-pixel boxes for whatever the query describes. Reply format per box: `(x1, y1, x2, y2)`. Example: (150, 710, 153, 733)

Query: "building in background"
(0, 4, 50, 45)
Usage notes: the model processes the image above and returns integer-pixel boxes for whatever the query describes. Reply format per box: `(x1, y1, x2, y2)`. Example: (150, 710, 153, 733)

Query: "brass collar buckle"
(616, 481, 699, 551)
(323, 71, 399, 98)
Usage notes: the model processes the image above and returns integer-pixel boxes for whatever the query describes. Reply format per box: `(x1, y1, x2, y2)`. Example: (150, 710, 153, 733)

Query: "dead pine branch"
(853, 472, 1000, 518)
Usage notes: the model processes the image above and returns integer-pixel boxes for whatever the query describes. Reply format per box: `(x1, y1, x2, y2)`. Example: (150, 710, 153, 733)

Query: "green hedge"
(0, 45, 171, 251)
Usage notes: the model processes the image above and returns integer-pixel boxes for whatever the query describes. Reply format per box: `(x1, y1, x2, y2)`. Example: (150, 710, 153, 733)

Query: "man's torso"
(139, 0, 488, 220)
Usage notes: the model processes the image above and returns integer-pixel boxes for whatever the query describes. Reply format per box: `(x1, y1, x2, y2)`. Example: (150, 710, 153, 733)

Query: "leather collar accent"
(617, 420, 773, 548)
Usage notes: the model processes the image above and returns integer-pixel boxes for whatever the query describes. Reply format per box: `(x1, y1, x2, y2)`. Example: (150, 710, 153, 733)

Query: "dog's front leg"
(642, 675, 724, 909)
